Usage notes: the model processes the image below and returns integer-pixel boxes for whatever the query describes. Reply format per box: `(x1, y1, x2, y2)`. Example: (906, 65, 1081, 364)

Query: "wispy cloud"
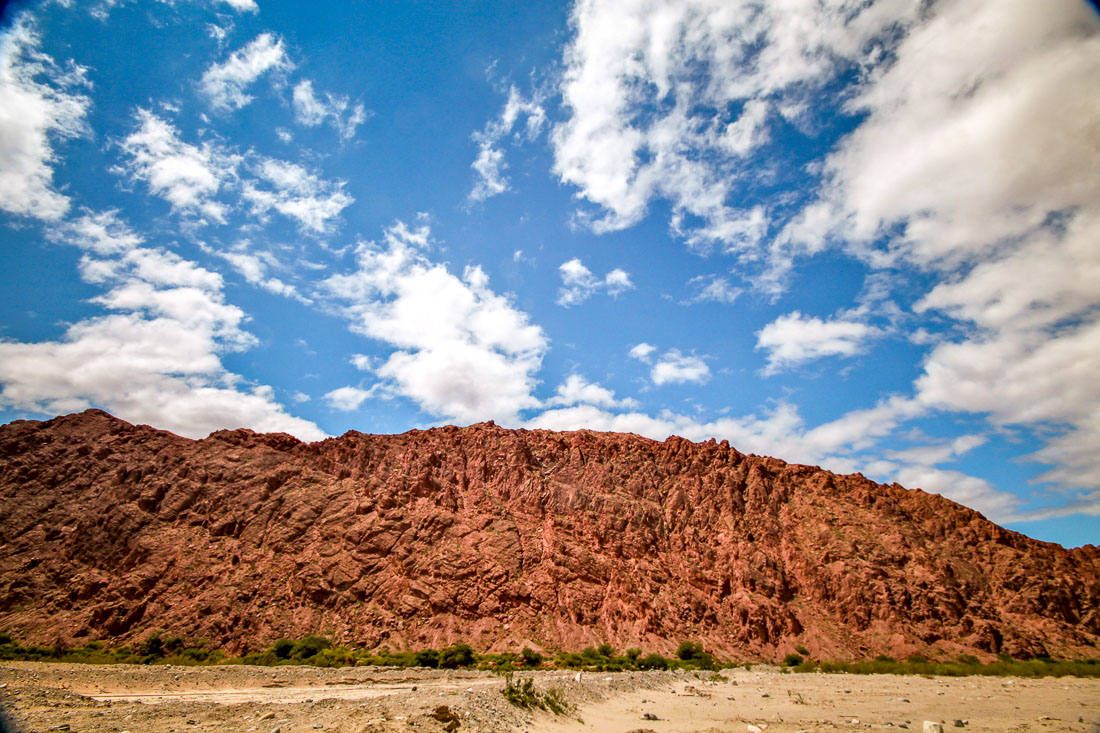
(469, 86, 545, 202)
(117, 110, 240, 223)
(200, 33, 290, 111)
(292, 79, 367, 140)
(241, 157, 353, 233)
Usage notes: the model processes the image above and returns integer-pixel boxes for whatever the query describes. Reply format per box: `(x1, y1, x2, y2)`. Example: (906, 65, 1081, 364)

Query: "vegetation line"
(1, 633, 1097, 678)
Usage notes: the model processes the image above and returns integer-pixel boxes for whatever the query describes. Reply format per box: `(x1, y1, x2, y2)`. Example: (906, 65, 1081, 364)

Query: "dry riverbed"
(1, 662, 1098, 733)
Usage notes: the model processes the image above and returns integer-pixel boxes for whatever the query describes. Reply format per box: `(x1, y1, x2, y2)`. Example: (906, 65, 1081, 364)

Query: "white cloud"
(200, 33, 290, 111)
(551, 0, 918, 248)
(222, 0, 258, 12)
(0, 20, 89, 221)
(627, 342, 656, 362)
(556, 257, 633, 306)
(629, 343, 709, 385)
(323, 385, 373, 411)
(48, 209, 141, 255)
(322, 220, 548, 423)
(0, 211, 324, 442)
(650, 349, 709, 386)
(241, 156, 352, 233)
(546, 374, 638, 409)
(772, 0, 1100, 514)
(118, 110, 240, 223)
(686, 274, 741, 305)
(214, 243, 311, 304)
(469, 86, 546, 202)
(291, 80, 367, 140)
(756, 311, 879, 374)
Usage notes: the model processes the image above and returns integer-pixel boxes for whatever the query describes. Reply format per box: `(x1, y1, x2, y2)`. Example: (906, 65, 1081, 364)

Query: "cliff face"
(1, 409, 1097, 660)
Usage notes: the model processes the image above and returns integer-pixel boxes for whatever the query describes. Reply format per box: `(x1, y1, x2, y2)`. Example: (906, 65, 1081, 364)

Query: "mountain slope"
(1, 409, 1097, 660)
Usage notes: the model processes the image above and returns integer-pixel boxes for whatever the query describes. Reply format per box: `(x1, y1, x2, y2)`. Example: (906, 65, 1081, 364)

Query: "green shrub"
(291, 635, 332, 661)
(439, 643, 475, 669)
(520, 647, 543, 667)
(596, 643, 615, 658)
(638, 653, 670, 670)
(625, 648, 642, 661)
(677, 641, 705, 661)
(140, 633, 165, 658)
(501, 673, 573, 715)
(782, 653, 804, 667)
(272, 638, 294, 659)
(414, 649, 440, 668)
(795, 645, 810, 656)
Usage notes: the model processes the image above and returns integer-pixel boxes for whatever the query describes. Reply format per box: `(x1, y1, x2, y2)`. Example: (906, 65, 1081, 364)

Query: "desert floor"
(1, 662, 1098, 733)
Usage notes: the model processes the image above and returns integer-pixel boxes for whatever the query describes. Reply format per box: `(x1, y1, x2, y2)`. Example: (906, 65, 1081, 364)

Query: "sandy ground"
(1, 662, 1098, 733)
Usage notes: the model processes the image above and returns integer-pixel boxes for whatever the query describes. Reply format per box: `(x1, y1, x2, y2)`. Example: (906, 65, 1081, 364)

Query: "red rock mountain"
(1, 410, 1097, 661)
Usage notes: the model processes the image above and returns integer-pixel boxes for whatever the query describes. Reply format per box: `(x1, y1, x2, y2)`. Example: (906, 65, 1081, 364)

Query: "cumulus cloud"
(200, 33, 290, 111)
(546, 374, 638, 409)
(630, 344, 708, 385)
(756, 311, 879, 374)
(651, 350, 709, 386)
(118, 110, 240, 223)
(774, 1, 1100, 512)
(0, 211, 324, 441)
(556, 258, 633, 306)
(468, 86, 546, 202)
(323, 385, 373, 411)
(0, 20, 89, 221)
(551, 0, 917, 248)
(322, 220, 548, 423)
(241, 156, 352, 233)
(292, 80, 367, 140)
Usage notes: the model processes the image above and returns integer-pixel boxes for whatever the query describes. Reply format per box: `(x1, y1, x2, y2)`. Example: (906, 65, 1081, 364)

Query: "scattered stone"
(953, 720, 965, 727)
(313, 725, 324, 730)
(923, 723, 944, 733)
(761, 693, 770, 698)
(268, 727, 281, 733)
(259, 712, 276, 721)
(642, 712, 660, 721)
(747, 725, 764, 733)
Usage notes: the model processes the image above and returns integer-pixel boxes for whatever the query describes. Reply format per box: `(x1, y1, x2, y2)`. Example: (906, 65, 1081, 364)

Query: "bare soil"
(1, 662, 1098, 733)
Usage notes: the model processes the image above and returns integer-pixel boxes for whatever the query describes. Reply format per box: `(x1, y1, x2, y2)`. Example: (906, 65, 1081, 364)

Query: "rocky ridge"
(0, 409, 1097, 660)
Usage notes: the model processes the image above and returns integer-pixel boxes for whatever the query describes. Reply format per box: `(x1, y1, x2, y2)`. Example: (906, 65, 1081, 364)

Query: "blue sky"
(0, 0, 1098, 547)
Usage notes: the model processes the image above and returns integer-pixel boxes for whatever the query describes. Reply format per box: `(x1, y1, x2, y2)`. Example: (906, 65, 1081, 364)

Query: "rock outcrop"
(1, 409, 1097, 660)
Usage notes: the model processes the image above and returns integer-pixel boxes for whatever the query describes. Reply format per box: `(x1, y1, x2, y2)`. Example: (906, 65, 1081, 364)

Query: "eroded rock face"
(1, 409, 1097, 660)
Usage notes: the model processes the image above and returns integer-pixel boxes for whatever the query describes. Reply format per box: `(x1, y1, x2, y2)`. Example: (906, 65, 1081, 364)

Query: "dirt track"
(1, 662, 1098, 732)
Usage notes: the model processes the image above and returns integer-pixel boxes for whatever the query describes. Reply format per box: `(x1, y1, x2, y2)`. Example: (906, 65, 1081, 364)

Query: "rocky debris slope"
(0, 410, 1097, 660)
